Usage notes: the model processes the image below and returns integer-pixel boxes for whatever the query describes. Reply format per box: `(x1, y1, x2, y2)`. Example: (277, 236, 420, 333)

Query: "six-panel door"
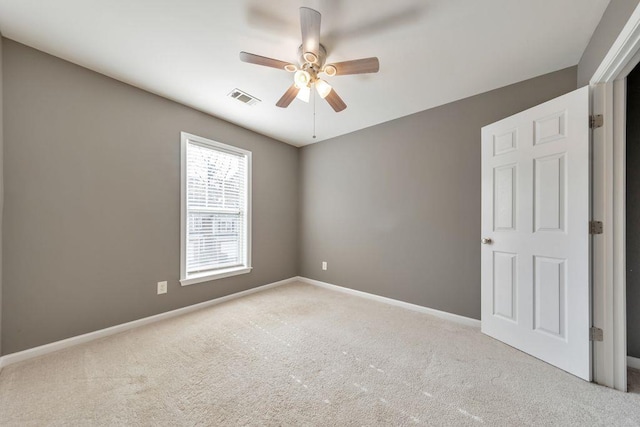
(481, 86, 590, 381)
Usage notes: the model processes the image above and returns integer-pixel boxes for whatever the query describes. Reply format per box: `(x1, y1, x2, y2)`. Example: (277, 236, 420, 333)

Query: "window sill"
(180, 266, 252, 286)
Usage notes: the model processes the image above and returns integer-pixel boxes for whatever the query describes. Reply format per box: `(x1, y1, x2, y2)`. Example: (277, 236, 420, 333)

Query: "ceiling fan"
(239, 7, 380, 112)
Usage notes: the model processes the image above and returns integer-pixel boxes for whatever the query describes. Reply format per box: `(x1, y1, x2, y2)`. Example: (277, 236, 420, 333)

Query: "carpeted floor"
(0, 281, 639, 426)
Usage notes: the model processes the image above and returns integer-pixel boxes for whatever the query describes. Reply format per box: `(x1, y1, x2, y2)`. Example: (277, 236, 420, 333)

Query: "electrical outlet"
(322, 261, 327, 271)
(157, 281, 167, 295)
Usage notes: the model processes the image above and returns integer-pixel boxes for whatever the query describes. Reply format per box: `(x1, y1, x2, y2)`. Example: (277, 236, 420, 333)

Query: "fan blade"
(239, 52, 294, 70)
(300, 7, 321, 58)
(327, 57, 379, 75)
(276, 84, 300, 108)
(324, 89, 347, 112)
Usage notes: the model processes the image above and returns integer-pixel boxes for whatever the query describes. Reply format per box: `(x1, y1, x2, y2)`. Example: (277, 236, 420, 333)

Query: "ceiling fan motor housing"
(298, 44, 327, 80)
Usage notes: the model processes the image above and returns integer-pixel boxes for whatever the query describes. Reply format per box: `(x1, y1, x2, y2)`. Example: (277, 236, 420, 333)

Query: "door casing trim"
(589, 2, 640, 392)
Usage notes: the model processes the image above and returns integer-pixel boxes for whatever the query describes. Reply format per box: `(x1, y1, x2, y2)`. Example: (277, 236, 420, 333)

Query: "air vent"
(228, 89, 261, 106)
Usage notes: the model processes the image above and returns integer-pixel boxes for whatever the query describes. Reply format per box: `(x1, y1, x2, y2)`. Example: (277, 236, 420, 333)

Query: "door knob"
(481, 238, 493, 245)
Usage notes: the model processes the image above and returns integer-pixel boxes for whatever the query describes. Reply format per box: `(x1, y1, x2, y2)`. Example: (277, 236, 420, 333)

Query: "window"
(180, 132, 251, 285)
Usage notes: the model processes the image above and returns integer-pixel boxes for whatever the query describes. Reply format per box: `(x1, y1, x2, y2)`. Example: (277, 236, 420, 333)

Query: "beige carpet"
(1, 281, 639, 426)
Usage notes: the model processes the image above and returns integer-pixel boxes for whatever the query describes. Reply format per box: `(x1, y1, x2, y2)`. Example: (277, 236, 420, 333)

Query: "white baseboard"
(0, 277, 297, 370)
(628, 356, 640, 370)
(296, 276, 481, 328)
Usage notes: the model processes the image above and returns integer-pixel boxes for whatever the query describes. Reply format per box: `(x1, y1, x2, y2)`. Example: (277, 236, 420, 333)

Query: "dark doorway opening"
(625, 64, 640, 393)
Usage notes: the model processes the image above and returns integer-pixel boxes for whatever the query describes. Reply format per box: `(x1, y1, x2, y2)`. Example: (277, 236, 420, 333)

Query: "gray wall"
(299, 67, 578, 320)
(1, 39, 298, 355)
(578, 0, 640, 86)
(626, 65, 640, 359)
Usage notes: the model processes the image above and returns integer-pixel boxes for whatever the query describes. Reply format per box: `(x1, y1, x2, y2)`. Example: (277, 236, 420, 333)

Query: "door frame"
(590, 2, 640, 391)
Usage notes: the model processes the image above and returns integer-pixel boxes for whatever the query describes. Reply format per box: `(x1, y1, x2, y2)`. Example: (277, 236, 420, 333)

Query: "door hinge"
(590, 114, 603, 129)
(589, 220, 603, 234)
(590, 327, 604, 342)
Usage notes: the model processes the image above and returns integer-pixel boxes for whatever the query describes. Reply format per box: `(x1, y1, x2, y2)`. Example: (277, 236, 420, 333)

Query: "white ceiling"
(0, 0, 609, 146)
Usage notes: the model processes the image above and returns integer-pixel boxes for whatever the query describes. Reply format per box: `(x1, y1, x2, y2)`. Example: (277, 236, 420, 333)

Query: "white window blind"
(181, 133, 251, 284)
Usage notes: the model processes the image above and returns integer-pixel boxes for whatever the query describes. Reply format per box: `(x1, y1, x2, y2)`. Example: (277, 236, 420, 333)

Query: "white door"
(481, 86, 591, 380)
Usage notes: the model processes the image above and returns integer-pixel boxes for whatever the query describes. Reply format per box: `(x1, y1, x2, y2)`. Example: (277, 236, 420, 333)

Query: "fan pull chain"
(313, 85, 317, 139)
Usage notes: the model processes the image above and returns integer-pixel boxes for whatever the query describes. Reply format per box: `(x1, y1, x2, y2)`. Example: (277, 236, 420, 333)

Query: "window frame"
(180, 132, 252, 286)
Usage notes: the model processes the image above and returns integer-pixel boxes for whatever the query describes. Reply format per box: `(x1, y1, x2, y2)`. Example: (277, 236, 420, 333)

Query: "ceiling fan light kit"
(294, 70, 311, 89)
(296, 85, 311, 103)
(315, 79, 332, 99)
(239, 7, 380, 113)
